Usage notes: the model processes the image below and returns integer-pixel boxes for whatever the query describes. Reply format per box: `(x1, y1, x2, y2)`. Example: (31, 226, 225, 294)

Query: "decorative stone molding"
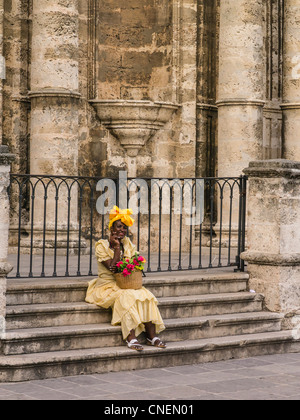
(216, 99, 266, 107)
(243, 159, 300, 179)
(281, 103, 300, 110)
(90, 100, 179, 157)
(197, 103, 218, 112)
(28, 89, 81, 101)
(240, 251, 300, 266)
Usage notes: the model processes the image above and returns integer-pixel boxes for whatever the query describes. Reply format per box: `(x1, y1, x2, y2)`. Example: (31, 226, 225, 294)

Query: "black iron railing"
(7, 174, 247, 278)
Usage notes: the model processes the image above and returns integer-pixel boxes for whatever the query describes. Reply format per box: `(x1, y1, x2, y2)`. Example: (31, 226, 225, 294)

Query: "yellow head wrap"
(109, 206, 135, 230)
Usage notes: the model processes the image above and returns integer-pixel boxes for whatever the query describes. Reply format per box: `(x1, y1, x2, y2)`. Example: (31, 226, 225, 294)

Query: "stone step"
(5, 292, 264, 330)
(159, 292, 263, 319)
(0, 312, 283, 356)
(0, 331, 298, 383)
(6, 272, 249, 305)
(6, 278, 90, 306)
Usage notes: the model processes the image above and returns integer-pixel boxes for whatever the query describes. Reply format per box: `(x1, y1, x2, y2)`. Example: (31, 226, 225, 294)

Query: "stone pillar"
(29, 0, 81, 252)
(30, 0, 80, 175)
(282, 0, 300, 161)
(217, 0, 265, 176)
(241, 160, 300, 320)
(0, 146, 14, 334)
(215, 0, 265, 244)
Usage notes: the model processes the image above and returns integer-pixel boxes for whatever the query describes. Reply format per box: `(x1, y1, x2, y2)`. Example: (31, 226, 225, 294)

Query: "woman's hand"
(110, 231, 121, 249)
(105, 221, 127, 272)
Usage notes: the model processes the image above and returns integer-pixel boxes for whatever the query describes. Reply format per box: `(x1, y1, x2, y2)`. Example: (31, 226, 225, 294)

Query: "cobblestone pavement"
(0, 353, 300, 401)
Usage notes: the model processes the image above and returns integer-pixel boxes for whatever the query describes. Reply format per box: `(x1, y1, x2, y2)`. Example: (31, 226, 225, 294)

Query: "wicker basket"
(114, 270, 143, 290)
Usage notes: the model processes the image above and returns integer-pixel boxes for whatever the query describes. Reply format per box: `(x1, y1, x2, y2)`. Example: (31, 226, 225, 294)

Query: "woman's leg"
(144, 322, 156, 340)
(144, 322, 166, 348)
(126, 329, 144, 351)
(126, 323, 166, 350)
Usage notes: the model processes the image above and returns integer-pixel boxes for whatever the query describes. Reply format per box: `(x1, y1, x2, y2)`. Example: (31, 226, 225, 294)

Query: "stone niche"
(90, 100, 179, 157)
(89, 0, 178, 160)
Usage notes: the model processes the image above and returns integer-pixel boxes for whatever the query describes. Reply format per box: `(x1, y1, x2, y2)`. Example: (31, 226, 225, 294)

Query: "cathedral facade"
(1, 0, 296, 182)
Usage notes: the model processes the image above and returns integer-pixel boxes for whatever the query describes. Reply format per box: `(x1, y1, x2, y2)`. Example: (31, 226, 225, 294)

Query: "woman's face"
(111, 220, 127, 239)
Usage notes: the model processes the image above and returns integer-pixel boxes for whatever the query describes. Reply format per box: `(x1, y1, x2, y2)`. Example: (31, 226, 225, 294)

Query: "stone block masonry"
(242, 160, 300, 323)
(0, 146, 14, 333)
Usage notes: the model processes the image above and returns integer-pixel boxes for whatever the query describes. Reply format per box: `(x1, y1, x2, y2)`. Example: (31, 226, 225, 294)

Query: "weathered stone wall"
(1, 0, 285, 182)
(2, 0, 30, 175)
(82, 0, 197, 180)
(79, 0, 180, 179)
(95, 0, 173, 102)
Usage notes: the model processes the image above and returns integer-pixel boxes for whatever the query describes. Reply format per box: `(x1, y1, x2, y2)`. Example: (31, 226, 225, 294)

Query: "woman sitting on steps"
(85, 206, 166, 352)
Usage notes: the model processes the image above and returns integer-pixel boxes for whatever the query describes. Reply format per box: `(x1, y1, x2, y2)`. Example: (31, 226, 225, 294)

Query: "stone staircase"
(0, 271, 299, 382)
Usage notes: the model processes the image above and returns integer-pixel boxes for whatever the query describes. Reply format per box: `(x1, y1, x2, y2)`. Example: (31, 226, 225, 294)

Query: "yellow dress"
(85, 237, 165, 340)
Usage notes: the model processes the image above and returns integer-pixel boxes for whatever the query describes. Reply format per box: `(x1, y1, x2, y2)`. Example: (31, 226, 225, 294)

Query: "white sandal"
(126, 339, 144, 352)
(146, 337, 167, 348)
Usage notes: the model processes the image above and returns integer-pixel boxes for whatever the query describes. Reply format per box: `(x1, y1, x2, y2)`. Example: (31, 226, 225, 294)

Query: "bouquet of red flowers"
(116, 252, 146, 277)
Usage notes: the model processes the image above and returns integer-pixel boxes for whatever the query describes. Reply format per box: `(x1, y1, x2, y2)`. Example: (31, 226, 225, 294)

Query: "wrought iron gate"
(7, 174, 247, 278)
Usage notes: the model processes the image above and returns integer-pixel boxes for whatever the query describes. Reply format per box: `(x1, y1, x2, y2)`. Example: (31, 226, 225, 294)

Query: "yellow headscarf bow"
(109, 206, 135, 230)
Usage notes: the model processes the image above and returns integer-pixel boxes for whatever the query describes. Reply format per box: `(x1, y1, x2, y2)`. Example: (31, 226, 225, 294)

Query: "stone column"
(215, 0, 265, 244)
(241, 160, 300, 322)
(29, 0, 81, 252)
(217, 0, 265, 176)
(282, 0, 300, 161)
(0, 146, 14, 334)
(30, 0, 80, 175)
